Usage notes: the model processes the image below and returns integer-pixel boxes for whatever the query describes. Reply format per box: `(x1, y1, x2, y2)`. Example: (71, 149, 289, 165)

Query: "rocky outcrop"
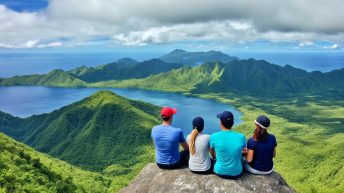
(120, 163, 296, 193)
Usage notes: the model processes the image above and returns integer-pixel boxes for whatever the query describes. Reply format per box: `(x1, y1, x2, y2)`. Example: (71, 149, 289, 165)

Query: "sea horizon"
(1, 49, 343, 78)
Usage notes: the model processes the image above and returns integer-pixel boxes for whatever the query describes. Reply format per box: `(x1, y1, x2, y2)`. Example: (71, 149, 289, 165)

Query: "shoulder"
(186, 134, 190, 141)
(248, 137, 255, 143)
(152, 125, 161, 132)
(200, 134, 210, 141)
(210, 132, 220, 139)
(233, 131, 245, 139)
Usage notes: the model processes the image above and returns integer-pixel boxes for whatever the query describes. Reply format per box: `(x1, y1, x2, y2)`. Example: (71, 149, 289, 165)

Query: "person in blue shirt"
(210, 111, 246, 179)
(242, 115, 277, 175)
(151, 107, 189, 169)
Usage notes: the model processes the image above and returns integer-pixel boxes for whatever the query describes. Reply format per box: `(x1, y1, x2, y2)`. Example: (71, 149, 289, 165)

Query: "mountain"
(0, 132, 113, 192)
(0, 69, 86, 87)
(68, 59, 184, 82)
(119, 163, 295, 193)
(0, 91, 160, 172)
(116, 58, 139, 66)
(159, 49, 237, 66)
(110, 59, 344, 95)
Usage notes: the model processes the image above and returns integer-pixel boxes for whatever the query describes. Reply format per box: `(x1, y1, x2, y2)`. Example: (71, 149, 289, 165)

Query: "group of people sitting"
(151, 107, 277, 179)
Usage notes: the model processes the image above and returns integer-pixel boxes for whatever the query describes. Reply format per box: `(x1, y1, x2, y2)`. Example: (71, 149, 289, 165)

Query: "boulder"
(120, 163, 296, 193)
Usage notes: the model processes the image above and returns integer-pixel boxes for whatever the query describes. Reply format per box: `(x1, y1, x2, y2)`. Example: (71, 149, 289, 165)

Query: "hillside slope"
(68, 59, 184, 82)
(0, 69, 86, 87)
(0, 133, 112, 192)
(0, 91, 160, 172)
(107, 60, 344, 95)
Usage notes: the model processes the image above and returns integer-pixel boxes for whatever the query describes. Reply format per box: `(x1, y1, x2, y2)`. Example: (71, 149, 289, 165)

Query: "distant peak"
(170, 49, 187, 54)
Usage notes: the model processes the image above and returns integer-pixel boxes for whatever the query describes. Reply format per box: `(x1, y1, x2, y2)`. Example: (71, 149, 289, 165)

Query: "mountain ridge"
(159, 49, 238, 66)
(0, 90, 160, 172)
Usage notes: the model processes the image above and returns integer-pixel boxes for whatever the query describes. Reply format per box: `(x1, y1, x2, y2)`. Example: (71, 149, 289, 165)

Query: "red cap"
(161, 107, 177, 118)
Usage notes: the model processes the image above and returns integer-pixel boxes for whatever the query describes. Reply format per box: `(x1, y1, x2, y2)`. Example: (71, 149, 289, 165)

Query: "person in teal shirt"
(210, 111, 246, 179)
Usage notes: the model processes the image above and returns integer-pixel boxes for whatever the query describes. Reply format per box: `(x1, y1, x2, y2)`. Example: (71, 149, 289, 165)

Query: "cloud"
(0, 39, 63, 48)
(324, 44, 339, 49)
(299, 41, 314, 47)
(0, 0, 344, 48)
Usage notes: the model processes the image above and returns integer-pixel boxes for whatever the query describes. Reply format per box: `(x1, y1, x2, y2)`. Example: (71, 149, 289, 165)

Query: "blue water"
(0, 51, 163, 78)
(0, 86, 243, 134)
(0, 50, 343, 77)
(232, 51, 344, 72)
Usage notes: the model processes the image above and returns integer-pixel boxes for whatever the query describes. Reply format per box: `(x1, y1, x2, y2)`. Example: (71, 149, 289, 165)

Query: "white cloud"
(324, 44, 339, 49)
(0, 0, 344, 48)
(0, 39, 63, 49)
(299, 41, 314, 47)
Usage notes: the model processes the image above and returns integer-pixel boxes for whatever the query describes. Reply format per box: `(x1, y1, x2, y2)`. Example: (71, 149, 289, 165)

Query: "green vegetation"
(0, 132, 113, 192)
(1, 55, 343, 192)
(0, 69, 86, 87)
(193, 92, 344, 193)
(0, 91, 160, 171)
(99, 60, 344, 95)
(0, 91, 161, 192)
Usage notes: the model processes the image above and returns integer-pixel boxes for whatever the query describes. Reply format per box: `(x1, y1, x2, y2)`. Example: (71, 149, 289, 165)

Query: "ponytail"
(189, 128, 199, 155)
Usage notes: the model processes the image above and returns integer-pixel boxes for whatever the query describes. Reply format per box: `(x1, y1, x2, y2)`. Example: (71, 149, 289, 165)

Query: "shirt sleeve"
(178, 129, 186, 143)
(247, 138, 256, 150)
(273, 135, 277, 147)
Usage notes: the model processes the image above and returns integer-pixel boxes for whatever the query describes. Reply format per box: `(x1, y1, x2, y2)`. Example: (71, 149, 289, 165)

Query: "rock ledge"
(120, 163, 296, 193)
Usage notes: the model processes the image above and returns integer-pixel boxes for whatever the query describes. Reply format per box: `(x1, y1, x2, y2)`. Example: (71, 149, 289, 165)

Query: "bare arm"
(209, 148, 216, 159)
(246, 149, 254, 163)
(181, 142, 189, 150)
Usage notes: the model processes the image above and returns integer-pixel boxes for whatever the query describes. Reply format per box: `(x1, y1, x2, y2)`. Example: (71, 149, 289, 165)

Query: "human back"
(210, 130, 245, 176)
(210, 111, 246, 178)
(152, 124, 185, 164)
(247, 134, 276, 171)
(186, 133, 211, 171)
(186, 117, 211, 172)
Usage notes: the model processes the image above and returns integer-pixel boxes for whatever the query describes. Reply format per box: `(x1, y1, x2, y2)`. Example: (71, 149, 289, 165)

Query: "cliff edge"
(120, 163, 296, 193)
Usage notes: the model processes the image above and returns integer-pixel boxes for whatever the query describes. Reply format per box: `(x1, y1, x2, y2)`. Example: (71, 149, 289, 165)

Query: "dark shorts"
(156, 150, 189, 170)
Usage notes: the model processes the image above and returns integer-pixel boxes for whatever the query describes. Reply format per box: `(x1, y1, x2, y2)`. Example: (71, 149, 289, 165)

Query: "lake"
(0, 86, 243, 134)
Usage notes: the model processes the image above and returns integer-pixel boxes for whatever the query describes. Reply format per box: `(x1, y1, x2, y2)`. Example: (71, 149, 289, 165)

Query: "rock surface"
(120, 163, 296, 193)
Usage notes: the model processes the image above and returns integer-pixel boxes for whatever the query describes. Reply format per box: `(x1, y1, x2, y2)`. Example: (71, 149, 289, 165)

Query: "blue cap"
(216, 111, 234, 128)
(192, 117, 204, 130)
(255, 115, 270, 129)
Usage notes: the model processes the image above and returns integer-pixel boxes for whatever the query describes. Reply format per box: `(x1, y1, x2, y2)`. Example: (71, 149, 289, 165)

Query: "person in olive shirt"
(210, 111, 246, 179)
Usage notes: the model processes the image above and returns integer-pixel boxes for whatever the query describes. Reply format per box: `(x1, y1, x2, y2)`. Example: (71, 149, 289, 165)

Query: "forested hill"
(111, 59, 344, 95)
(68, 58, 184, 82)
(0, 91, 160, 172)
(0, 57, 343, 96)
(0, 133, 113, 192)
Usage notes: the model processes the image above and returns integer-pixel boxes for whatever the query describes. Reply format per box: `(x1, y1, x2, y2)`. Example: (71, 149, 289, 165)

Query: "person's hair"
(221, 120, 233, 129)
(189, 126, 203, 155)
(162, 116, 171, 121)
(254, 124, 268, 141)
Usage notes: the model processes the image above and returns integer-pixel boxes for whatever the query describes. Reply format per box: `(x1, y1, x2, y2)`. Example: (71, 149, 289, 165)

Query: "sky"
(0, 0, 344, 52)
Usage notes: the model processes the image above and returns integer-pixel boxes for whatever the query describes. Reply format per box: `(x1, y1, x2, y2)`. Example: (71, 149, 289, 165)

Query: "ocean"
(0, 50, 343, 78)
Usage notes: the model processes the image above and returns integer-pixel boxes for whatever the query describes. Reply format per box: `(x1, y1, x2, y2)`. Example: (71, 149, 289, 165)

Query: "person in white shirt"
(186, 117, 213, 174)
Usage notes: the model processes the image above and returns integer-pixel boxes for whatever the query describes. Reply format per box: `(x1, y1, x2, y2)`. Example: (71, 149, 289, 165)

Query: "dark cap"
(192, 117, 204, 131)
(216, 111, 234, 128)
(255, 115, 270, 129)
